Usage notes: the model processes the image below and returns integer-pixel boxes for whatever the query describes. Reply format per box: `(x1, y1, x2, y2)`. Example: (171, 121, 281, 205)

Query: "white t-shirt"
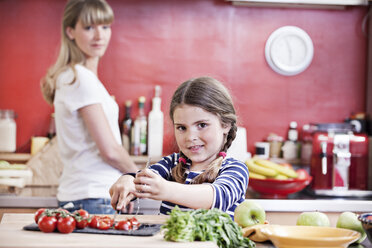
(54, 64, 122, 201)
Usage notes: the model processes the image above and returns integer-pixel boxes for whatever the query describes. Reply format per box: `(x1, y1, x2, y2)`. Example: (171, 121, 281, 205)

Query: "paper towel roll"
(227, 127, 250, 162)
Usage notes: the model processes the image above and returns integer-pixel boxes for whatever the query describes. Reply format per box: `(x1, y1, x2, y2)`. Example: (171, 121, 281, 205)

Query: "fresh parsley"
(162, 207, 255, 248)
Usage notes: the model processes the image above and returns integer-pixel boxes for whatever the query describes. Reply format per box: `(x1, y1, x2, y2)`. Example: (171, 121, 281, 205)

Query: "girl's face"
(66, 20, 111, 60)
(173, 104, 230, 170)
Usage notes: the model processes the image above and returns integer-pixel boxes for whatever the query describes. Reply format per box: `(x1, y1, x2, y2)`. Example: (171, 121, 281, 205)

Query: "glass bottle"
(121, 101, 132, 152)
(131, 96, 147, 155)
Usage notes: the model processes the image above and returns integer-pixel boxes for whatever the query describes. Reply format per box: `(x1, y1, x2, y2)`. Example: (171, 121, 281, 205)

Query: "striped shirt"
(149, 153, 249, 219)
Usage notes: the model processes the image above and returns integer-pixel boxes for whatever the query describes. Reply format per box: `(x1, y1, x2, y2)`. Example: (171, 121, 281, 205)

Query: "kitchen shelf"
(0, 153, 31, 163)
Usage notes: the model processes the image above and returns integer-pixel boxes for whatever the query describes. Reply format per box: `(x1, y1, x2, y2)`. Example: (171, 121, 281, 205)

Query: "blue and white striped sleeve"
(148, 153, 177, 180)
(210, 159, 249, 212)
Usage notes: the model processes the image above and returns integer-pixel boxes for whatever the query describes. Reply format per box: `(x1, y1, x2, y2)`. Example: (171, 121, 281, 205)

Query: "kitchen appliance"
(310, 123, 369, 196)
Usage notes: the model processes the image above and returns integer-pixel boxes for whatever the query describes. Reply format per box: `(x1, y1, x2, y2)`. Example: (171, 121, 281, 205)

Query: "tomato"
(73, 209, 90, 229)
(57, 216, 76, 234)
(74, 209, 89, 218)
(54, 208, 70, 219)
(129, 217, 140, 230)
(296, 169, 310, 180)
(101, 216, 114, 227)
(114, 220, 131, 231)
(97, 220, 111, 230)
(89, 216, 99, 228)
(34, 208, 46, 224)
(38, 215, 57, 233)
(89, 215, 114, 229)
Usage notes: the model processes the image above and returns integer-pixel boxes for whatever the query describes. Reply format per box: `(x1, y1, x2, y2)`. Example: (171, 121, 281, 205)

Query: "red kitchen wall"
(0, 0, 368, 155)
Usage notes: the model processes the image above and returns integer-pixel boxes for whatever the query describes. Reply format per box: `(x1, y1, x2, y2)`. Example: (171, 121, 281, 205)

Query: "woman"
(41, 0, 137, 214)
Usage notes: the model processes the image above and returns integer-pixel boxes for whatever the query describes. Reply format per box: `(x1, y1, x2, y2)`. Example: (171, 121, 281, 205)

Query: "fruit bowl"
(249, 174, 312, 199)
(358, 213, 372, 243)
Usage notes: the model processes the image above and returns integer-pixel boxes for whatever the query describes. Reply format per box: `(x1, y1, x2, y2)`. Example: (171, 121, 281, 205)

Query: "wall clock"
(265, 26, 314, 76)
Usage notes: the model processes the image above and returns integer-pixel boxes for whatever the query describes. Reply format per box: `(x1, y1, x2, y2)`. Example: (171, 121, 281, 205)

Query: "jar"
(0, 110, 17, 152)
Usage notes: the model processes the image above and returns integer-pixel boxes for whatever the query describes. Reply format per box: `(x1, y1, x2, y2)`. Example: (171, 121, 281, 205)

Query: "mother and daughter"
(41, 0, 249, 218)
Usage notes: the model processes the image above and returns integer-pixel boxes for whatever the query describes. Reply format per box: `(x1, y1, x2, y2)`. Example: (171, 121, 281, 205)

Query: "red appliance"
(310, 123, 369, 192)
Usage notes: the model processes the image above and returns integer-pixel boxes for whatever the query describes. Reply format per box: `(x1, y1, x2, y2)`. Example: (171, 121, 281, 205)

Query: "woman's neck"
(84, 57, 99, 75)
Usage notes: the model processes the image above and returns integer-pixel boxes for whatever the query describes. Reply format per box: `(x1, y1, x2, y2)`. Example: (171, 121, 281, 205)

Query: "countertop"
(0, 213, 219, 248)
(1, 213, 370, 248)
(0, 214, 277, 248)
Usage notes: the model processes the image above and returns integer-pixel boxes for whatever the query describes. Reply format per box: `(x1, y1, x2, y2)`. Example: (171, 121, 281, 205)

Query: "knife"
(113, 210, 121, 223)
(135, 157, 152, 217)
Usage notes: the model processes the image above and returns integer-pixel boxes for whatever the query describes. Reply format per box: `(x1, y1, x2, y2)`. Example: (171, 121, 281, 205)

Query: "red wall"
(0, 0, 368, 155)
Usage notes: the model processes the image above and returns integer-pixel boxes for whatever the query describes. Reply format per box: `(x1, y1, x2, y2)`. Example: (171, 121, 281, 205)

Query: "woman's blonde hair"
(170, 76, 237, 184)
(41, 0, 114, 105)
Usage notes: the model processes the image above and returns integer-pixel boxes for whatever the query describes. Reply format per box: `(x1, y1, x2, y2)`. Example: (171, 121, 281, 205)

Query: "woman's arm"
(134, 169, 214, 209)
(79, 103, 138, 173)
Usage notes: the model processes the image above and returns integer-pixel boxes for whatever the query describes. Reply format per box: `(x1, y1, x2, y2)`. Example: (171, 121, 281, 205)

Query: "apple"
(234, 200, 266, 228)
(336, 212, 366, 243)
(296, 211, 330, 227)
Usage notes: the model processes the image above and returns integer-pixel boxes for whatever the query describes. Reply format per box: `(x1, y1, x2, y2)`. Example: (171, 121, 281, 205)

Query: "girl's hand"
(133, 169, 168, 201)
(109, 175, 136, 212)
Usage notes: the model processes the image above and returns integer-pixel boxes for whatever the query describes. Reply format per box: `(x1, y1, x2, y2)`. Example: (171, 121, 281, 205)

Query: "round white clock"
(265, 26, 314, 76)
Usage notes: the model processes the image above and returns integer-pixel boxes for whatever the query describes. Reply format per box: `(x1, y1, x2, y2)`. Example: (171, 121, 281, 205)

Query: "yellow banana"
(255, 159, 298, 178)
(245, 159, 278, 177)
(249, 172, 266, 179)
(272, 174, 288, 180)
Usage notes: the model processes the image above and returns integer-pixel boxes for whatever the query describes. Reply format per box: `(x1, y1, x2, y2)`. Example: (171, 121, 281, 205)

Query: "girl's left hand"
(133, 169, 168, 201)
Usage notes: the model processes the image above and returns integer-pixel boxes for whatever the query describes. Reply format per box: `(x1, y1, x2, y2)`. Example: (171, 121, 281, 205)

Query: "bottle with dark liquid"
(121, 100, 132, 152)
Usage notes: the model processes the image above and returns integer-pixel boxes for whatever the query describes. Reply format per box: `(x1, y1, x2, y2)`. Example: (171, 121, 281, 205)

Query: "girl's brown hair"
(41, 0, 114, 105)
(170, 76, 237, 184)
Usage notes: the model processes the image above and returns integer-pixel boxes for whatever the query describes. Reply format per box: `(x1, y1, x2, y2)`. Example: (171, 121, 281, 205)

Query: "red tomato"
(57, 216, 76, 234)
(89, 215, 114, 229)
(97, 220, 111, 230)
(89, 216, 99, 228)
(54, 208, 70, 219)
(73, 209, 90, 229)
(34, 208, 46, 224)
(101, 216, 114, 227)
(114, 220, 131, 231)
(296, 169, 310, 180)
(38, 215, 57, 233)
(129, 217, 140, 230)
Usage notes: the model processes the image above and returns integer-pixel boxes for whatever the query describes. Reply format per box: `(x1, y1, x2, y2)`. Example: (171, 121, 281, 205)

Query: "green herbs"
(162, 207, 255, 248)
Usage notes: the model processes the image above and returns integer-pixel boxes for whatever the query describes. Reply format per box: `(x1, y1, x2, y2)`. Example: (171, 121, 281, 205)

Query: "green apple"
(234, 200, 266, 228)
(296, 211, 330, 227)
(336, 212, 366, 244)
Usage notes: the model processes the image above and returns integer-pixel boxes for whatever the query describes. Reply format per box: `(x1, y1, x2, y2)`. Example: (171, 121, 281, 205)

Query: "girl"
(110, 76, 249, 218)
(41, 0, 137, 214)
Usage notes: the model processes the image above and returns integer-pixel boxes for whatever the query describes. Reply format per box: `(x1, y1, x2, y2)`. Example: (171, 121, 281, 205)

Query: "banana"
(255, 159, 298, 178)
(245, 159, 278, 177)
(272, 174, 288, 180)
(249, 172, 266, 179)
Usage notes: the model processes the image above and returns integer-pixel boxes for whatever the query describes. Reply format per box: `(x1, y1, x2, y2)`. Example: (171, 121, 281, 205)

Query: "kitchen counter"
(0, 214, 276, 248)
(0, 213, 370, 248)
(0, 213, 219, 248)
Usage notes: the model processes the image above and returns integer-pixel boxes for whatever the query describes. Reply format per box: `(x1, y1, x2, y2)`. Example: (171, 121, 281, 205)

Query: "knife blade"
(113, 210, 121, 223)
(135, 157, 151, 217)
